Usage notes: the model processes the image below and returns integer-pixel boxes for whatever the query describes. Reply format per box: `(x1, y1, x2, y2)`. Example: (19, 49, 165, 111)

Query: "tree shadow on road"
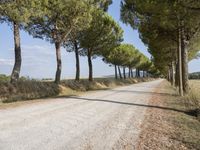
(67, 96, 187, 114)
(109, 89, 177, 97)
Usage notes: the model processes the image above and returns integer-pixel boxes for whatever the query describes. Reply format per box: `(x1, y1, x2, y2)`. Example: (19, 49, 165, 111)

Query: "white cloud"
(0, 58, 14, 66)
(3, 44, 56, 68)
(20, 44, 56, 66)
(22, 45, 54, 56)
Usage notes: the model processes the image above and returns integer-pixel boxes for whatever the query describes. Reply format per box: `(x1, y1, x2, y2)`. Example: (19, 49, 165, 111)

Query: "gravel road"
(0, 79, 163, 150)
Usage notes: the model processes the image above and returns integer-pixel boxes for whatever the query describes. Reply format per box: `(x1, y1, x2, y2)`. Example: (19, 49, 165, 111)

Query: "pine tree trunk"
(136, 69, 138, 78)
(55, 41, 62, 84)
(74, 42, 80, 81)
(167, 69, 169, 81)
(143, 71, 145, 78)
(181, 28, 189, 94)
(171, 61, 175, 87)
(87, 49, 93, 82)
(175, 61, 179, 87)
(169, 68, 172, 84)
(131, 69, 133, 78)
(123, 67, 126, 79)
(129, 67, 131, 78)
(178, 28, 183, 96)
(138, 69, 140, 78)
(11, 22, 22, 84)
(115, 65, 118, 79)
(118, 66, 122, 79)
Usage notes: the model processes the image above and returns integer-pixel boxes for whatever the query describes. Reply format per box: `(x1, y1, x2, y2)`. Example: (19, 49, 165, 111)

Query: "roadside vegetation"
(0, 75, 154, 103)
(137, 80, 200, 150)
(185, 80, 200, 118)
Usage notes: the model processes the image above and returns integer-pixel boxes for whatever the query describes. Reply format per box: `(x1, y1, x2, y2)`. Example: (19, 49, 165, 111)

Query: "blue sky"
(0, 0, 199, 79)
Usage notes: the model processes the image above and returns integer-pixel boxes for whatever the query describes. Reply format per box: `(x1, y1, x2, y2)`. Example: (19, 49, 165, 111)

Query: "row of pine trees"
(121, 0, 200, 96)
(0, 0, 156, 84)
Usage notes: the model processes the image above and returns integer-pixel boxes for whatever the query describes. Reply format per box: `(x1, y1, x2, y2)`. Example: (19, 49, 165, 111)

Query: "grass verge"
(0, 78, 154, 103)
(184, 80, 200, 119)
(137, 80, 200, 150)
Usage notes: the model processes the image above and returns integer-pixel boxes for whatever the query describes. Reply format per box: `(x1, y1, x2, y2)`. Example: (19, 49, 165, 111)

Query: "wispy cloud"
(0, 58, 14, 66)
(22, 45, 54, 56)
(6, 44, 56, 67)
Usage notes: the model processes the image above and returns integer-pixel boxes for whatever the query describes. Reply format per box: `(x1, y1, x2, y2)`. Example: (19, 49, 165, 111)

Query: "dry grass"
(61, 78, 151, 91)
(0, 80, 60, 103)
(137, 80, 200, 150)
(166, 81, 200, 149)
(0, 78, 154, 103)
(185, 80, 200, 111)
(181, 80, 200, 121)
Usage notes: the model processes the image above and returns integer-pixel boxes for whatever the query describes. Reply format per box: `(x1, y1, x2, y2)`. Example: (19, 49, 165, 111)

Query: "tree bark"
(175, 61, 179, 87)
(171, 61, 175, 87)
(128, 67, 131, 78)
(87, 49, 93, 82)
(74, 41, 80, 81)
(138, 69, 140, 78)
(114, 65, 118, 79)
(143, 71, 145, 78)
(168, 68, 172, 83)
(123, 67, 126, 79)
(172, 62, 175, 86)
(136, 69, 138, 78)
(181, 28, 189, 94)
(178, 28, 183, 96)
(11, 22, 22, 84)
(118, 66, 122, 79)
(55, 41, 62, 84)
(131, 69, 133, 78)
(147, 72, 149, 78)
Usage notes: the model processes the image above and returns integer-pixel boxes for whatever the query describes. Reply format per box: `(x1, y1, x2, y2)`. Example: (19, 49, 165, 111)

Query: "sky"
(0, 0, 199, 79)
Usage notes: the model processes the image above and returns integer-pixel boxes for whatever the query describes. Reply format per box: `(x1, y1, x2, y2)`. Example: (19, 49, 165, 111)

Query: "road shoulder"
(136, 81, 200, 150)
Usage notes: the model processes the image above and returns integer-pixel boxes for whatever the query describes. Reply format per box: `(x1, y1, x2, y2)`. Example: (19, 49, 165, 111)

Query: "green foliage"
(189, 72, 200, 79)
(94, 0, 113, 11)
(103, 44, 139, 67)
(0, 0, 41, 25)
(80, 9, 123, 57)
(0, 74, 10, 82)
(121, 0, 200, 77)
(103, 43, 154, 74)
(25, 0, 93, 44)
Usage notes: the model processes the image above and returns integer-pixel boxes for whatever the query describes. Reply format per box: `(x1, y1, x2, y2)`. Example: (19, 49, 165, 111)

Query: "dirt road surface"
(0, 79, 163, 150)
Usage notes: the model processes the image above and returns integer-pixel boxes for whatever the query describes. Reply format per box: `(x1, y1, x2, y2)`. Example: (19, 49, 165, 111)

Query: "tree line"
(189, 72, 200, 80)
(103, 44, 159, 79)
(121, 0, 200, 96)
(0, 0, 156, 84)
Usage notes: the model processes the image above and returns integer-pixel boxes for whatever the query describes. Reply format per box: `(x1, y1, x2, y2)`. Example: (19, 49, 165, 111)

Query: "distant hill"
(189, 72, 200, 79)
